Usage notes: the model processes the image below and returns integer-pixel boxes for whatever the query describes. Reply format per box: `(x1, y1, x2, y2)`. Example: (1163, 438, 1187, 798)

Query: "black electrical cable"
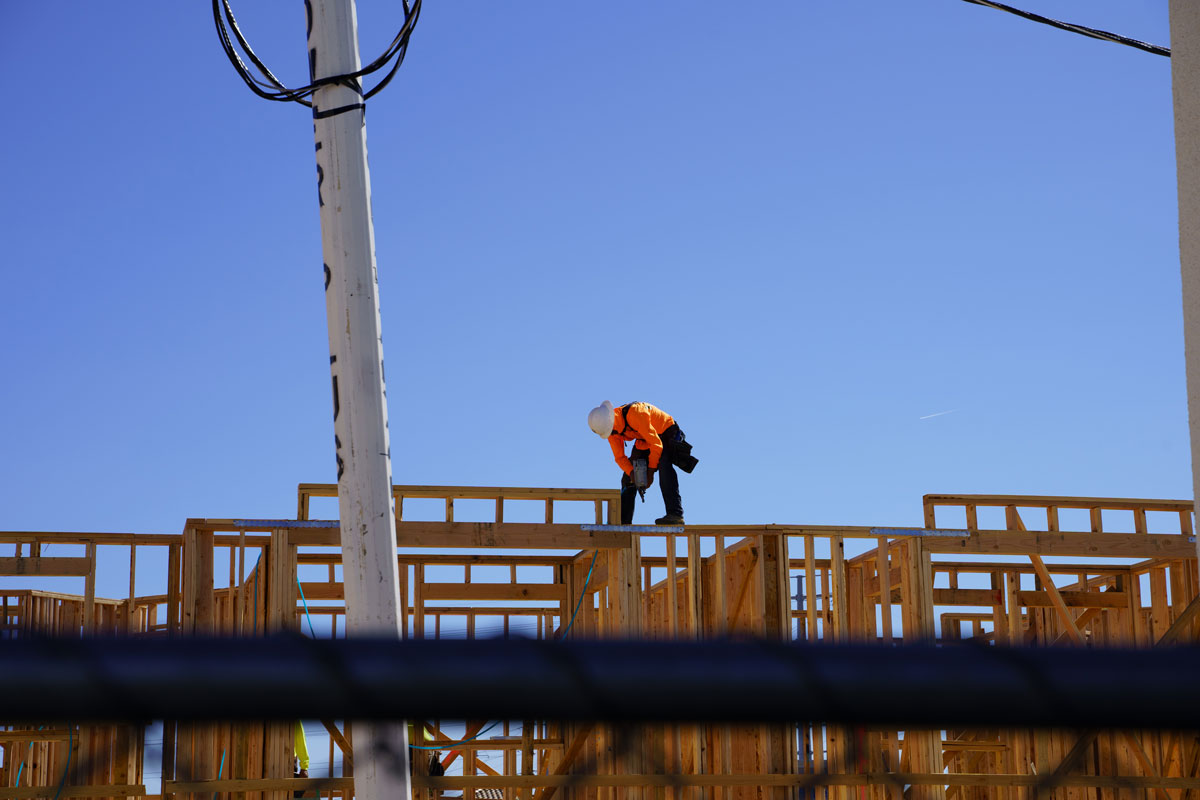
(214, 0, 304, 104)
(217, 0, 303, 101)
(212, 0, 421, 108)
(959, 0, 1170, 58)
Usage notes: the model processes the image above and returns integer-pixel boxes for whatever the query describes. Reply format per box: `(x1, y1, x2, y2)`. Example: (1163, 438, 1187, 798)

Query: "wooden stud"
(666, 534, 679, 637)
(877, 538, 892, 643)
(687, 533, 701, 638)
(82, 543, 96, 636)
(805, 537, 818, 642)
(829, 536, 848, 642)
(1151, 568, 1171, 642)
(414, 563, 425, 639)
(125, 545, 136, 636)
(167, 542, 181, 638)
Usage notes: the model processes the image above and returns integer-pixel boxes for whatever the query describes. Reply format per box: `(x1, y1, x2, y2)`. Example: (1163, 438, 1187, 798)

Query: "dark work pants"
(620, 441, 684, 524)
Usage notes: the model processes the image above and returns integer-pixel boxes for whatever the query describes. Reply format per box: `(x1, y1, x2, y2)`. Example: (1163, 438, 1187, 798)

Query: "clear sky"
(0, 1, 1184, 783)
(1, 1, 1184, 551)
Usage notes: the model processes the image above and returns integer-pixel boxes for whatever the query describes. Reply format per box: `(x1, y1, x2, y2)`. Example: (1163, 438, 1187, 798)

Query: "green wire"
(410, 720, 501, 750)
(52, 726, 72, 800)
(13, 725, 43, 787)
(559, 550, 598, 638)
(211, 749, 226, 800)
(296, 577, 317, 638)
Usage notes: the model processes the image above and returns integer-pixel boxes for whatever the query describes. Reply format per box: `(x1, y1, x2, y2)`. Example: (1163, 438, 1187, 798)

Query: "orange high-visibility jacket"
(608, 402, 676, 473)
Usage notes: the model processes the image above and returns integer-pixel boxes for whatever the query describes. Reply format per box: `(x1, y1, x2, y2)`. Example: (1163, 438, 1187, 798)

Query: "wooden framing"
(2, 488, 1199, 800)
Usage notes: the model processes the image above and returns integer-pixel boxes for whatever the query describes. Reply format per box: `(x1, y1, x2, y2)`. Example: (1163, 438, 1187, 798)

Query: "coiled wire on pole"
(213, 0, 422, 108)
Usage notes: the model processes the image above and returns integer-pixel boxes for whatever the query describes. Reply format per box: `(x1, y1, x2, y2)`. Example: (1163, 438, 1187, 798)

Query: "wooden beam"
(0, 558, 91, 576)
(804, 536, 818, 641)
(0, 785, 148, 799)
(0, 532, 181, 545)
(413, 773, 1200, 790)
(0, 729, 76, 742)
(1028, 554, 1085, 644)
(1158, 592, 1200, 646)
(437, 720, 492, 770)
(1049, 607, 1105, 646)
(1119, 732, 1172, 800)
(289, 553, 578, 567)
(941, 742, 1008, 752)
(298, 582, 568, 603)
(182, 526, 198, 635)
(193, 531, 215, 637)
(298, 583, 343, 600)
(164, 778, 354, 793)
(877, 537, 892, 643)
(928, 588, 1128, 608)
(289, 522, 632, 550)
(922, 494, 1193, 514)
(299, 482, 621, 503)
(167, 542, 181, 637)
(423, 583, 566, 602)
(727, 548, 760, 629)
(535, 722, 596, 800)
(320, 719, 353, 769)
(913, 561, 1134, 576)
(829, 535, 848, 641)
(0, 589, 122, 605)
(923, 532, 1196, 559)
(1018, 590, 1127, 609)
(267, 530, 295, 634)
(83, 544, 95, 635)
(126, 545, 137, 636)
(470, 754, 503, 777)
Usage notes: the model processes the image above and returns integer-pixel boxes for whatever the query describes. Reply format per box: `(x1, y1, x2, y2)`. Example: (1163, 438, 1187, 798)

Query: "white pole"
(1171, 0, 1200, 570)
(307, 0, 411, 796)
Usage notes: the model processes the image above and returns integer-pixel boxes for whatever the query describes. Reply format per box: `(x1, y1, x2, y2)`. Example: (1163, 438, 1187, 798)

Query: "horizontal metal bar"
(231, 520, 341, 528)
(580, 525, 685, 533)
(870, 527, 971, 538)
(1, 637, 1199, 728)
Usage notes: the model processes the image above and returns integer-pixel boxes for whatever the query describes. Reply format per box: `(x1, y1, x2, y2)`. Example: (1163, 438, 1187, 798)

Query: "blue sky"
(1, 0, 1183, 547)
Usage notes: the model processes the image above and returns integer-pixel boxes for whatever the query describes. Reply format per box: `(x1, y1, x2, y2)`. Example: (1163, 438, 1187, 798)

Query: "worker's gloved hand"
(646, 467, 656, 489)
(621, 470, 634, 490)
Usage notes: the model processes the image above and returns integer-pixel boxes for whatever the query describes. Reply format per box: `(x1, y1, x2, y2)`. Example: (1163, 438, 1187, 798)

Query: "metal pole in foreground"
(1171, 0, 1200, 571)
(307, 0, 411, 796)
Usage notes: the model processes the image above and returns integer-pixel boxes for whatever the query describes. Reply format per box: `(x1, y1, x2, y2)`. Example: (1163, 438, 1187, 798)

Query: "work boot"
(655, 514, 684, 525)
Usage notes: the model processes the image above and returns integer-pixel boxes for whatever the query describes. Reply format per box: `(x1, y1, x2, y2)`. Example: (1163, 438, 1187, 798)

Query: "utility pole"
(307, 0, 411, 796)
(1170, 0, 1200, 570)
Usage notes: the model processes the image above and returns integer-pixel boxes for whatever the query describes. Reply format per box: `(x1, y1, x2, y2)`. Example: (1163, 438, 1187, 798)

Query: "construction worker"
(293, 721, 309, 797)
(587, 401, 698, 525)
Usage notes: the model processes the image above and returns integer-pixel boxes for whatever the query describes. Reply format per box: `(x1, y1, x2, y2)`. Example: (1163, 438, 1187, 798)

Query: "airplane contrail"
(919, 409, 958, 420)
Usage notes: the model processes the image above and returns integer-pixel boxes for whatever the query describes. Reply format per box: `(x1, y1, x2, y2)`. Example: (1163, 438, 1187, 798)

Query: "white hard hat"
(587, 401, 615, 437)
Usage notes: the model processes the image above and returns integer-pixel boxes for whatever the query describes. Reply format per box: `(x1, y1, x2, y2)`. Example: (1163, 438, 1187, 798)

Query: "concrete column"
(1170, 1, 1200, 565)
(307, 0, 411, 797)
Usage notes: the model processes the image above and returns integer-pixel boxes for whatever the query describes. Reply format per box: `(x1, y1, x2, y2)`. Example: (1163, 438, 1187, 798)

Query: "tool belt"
(624, 422, 698, 475)
(663, 423, 698, 474)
